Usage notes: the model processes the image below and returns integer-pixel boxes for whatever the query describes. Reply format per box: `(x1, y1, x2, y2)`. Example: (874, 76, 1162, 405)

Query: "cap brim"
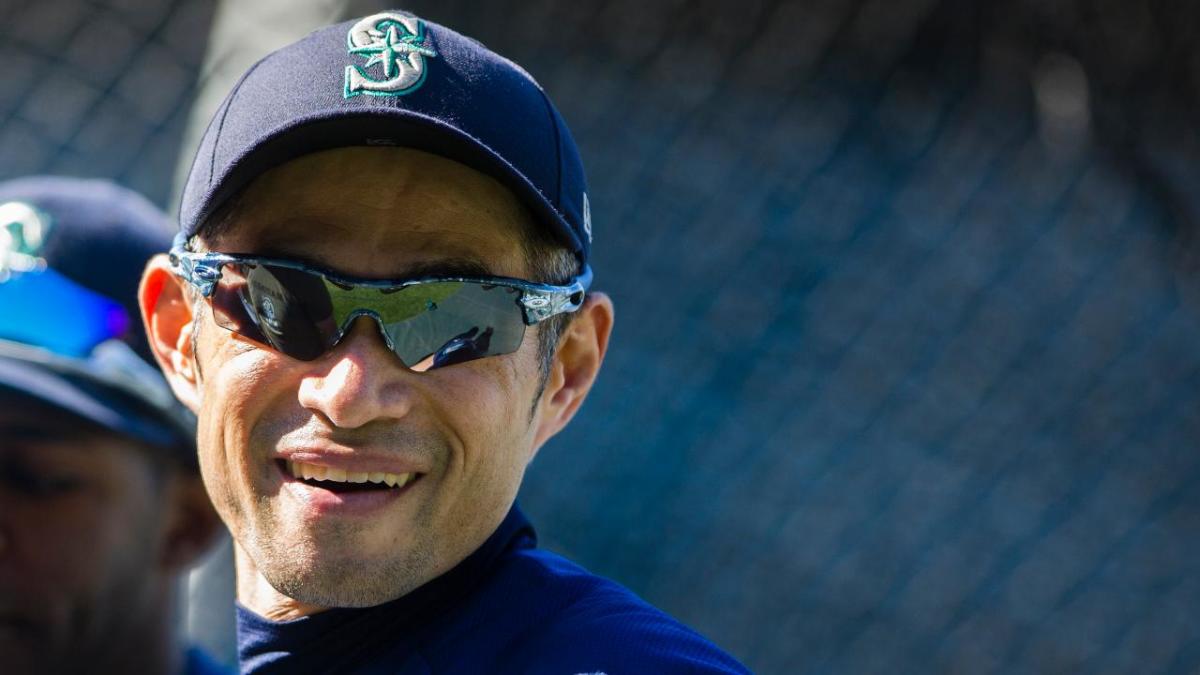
(0, 356, 192, 454)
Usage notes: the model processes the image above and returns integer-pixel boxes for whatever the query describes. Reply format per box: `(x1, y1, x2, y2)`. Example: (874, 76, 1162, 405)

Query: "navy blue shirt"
(237, 507, 749, 674)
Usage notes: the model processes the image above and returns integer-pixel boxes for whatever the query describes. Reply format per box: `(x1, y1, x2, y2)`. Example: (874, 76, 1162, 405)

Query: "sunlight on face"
(192, 147, 548, 609)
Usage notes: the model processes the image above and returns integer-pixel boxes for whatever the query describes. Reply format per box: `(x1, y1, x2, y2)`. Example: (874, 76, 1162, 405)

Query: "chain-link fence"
(0, 0, 214, 205)
(4, 1, 1200, 673)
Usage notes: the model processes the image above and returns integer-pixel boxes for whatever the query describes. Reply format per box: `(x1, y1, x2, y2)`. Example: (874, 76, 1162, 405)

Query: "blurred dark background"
(3, 1, 1199, 672)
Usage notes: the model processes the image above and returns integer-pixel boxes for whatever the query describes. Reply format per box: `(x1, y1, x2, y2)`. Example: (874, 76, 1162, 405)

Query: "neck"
(234, 542, 327, 621)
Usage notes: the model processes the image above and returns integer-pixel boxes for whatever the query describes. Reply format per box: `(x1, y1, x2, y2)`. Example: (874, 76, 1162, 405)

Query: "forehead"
(213, 147, 533, 279)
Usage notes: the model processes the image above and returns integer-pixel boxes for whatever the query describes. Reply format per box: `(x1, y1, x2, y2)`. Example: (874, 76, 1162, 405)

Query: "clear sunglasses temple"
(168, 240, 226, 298)
(518, 265, 592, 325)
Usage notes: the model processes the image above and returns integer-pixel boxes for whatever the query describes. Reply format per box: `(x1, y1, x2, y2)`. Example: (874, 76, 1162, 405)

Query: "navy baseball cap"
(0, 176, 196, 460)
(180, 10, 592, 266)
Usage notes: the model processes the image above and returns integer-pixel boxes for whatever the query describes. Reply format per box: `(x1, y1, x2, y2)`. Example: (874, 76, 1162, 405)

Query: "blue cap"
(180, 11, 592, 266)
(0, 176, 196, 460)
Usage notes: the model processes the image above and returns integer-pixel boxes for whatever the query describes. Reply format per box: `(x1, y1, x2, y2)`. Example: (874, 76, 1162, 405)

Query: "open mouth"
(278, 459, 420, 494)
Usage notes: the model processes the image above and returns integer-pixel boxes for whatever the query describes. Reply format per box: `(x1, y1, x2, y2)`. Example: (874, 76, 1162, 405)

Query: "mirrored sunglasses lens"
(370, 282, 526, 370)
(211, 263, 337, 361)
(209, 263, 528, 368)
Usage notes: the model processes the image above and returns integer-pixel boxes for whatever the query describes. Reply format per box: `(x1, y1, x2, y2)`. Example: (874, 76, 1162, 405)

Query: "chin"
(262, 545, 436, 609)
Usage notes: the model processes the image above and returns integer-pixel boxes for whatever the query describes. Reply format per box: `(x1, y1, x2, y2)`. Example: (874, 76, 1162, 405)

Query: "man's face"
(0, 403, 165, 674)
(188, 147, 550, 608)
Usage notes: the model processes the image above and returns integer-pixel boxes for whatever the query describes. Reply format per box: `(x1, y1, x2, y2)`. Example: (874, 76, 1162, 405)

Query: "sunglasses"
(169, 244, 591, 370)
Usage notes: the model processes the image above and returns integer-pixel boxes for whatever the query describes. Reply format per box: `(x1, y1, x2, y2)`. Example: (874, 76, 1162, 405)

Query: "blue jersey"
(238, 507, 749, 674)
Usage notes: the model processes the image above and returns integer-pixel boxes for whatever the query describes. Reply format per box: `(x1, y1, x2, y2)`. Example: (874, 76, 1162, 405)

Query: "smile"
(281, 459, 418, 492)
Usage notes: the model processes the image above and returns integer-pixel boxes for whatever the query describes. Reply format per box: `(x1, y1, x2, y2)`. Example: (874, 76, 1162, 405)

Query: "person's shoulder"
(488, 547, 751, 674)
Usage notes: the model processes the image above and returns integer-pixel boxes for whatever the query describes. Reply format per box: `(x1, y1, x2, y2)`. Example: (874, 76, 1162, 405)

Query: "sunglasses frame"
(168, 242, 592, 360)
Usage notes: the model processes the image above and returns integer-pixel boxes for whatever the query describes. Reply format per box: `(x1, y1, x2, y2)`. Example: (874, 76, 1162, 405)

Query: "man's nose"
(297, 316, 415, 428)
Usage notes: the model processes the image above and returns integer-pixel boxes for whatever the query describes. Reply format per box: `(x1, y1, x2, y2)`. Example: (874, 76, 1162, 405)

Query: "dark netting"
(0, 0, 215, 206)
(356, 2, 1200, 673)
(6, 0, 1200, 672)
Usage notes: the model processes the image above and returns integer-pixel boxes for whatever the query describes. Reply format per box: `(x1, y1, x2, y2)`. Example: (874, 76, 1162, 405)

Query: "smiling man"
(140, 10, 748, 674)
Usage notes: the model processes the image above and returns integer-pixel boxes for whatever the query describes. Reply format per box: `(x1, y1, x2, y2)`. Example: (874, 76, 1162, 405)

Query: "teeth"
(287, 460, 413, 488)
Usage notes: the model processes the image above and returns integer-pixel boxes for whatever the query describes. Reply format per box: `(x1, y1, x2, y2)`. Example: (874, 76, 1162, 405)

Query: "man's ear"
(158, 470, 224, 573)
(139, 255, 202, 413)
(532, 292, 614, 452)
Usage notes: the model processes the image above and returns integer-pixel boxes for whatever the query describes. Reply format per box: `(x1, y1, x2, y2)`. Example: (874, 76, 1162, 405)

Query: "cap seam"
(206, 58, 271, 195)
(536, 85, 564, 212)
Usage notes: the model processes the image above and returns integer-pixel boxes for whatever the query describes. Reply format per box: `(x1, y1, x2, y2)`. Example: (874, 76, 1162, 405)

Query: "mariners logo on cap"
(0, 201, 50, 277)
(344, 13, 438, 99)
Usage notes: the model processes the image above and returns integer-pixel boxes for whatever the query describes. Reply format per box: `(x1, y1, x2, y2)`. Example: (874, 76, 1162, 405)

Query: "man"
(0, 177, 226, 674)
(141, 10, 748, 673)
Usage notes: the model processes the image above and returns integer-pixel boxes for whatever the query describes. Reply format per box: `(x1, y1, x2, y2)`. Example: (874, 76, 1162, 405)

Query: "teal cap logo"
(344, 13, 438, 99)
(0, 201, 50, 278)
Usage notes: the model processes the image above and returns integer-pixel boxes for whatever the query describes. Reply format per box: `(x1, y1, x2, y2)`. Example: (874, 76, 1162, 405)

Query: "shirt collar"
(237, 504, 535, 670)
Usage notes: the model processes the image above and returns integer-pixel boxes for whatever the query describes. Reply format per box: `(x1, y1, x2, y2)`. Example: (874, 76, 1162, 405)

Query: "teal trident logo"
(344, 13, 438, 98)
(0, 201, 50, 278)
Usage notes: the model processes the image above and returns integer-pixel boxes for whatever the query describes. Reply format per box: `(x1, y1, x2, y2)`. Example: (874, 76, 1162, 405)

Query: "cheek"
(434, 343, 543, 482)
(8, 487, 155, 602)
(18, 504, 112, 585)
(195, 332, 300, 513)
